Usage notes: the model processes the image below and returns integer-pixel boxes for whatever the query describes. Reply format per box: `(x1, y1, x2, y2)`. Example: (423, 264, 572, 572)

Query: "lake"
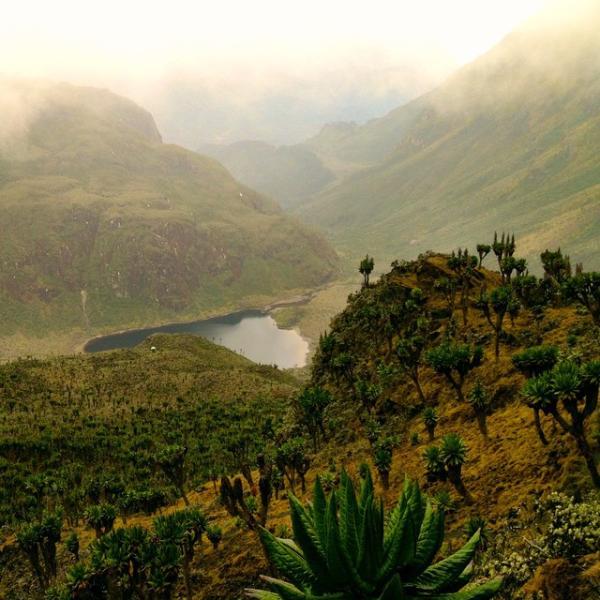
(83, 310, 309, 368)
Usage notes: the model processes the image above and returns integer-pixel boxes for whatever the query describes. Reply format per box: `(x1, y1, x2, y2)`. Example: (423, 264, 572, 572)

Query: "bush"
(512, 346, 558, 378)
(483, 492, 600, 595)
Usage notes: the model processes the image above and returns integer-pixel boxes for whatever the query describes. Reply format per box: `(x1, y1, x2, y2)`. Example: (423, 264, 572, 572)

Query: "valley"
(202, 4, 600, 272)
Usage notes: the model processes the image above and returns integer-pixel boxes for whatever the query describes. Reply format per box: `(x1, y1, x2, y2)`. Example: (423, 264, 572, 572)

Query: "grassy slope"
(0, 81, 339, 354)
(299, 6, 600, 269)
(0, 332, 301, 597)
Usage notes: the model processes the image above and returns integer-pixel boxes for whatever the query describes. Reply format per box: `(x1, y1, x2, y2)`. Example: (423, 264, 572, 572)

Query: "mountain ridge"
(297, 2, 600, 268)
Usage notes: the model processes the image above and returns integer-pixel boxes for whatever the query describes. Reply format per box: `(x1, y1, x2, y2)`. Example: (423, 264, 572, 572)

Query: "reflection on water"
(84, 310, 309, 369)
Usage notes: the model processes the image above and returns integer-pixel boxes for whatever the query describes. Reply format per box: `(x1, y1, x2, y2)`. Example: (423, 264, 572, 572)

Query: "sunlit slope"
(0, 81, 338, 339)
(300, 5, 600, 268)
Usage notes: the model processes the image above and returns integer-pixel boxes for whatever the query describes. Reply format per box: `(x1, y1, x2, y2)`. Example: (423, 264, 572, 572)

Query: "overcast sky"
(1, 0, 562, 144)
(1, 1, 555, 84)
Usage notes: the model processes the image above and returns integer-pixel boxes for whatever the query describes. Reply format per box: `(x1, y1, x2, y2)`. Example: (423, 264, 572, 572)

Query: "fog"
(0, 0, 573, 146)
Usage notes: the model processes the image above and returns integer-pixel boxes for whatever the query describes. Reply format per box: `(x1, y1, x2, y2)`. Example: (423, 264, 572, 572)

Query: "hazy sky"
(1, 0, 553, 83)
(1, 0, 558, 145)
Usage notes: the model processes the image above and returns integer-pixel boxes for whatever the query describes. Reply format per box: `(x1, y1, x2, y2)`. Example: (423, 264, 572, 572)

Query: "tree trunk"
(494, 328, 500, 361)
(181, 488, 190, 506)
(447, 376, 465, 403)
(183, 557, 192, 600)
(448, 468, 473, 505)
(379, 470, 390, 490)
(427, 426, 435, 442)
(575, 434, 600, 488)
(533, 408, 548, 445)
(476, 411, 488, 440)
(412, 372, 427, 405)
(241, 465, 254, 487)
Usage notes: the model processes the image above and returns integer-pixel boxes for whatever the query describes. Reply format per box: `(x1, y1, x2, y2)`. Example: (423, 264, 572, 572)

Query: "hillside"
(298, 2, 600, 269)
(0, 332, 298, 520)
(0, 80, 338, 355)
(1, 243, 598, 599)
(199, 140, 335, 208)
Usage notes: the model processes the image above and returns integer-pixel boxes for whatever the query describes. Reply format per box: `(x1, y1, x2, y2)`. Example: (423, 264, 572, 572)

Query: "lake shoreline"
(80, 290, 317, 355)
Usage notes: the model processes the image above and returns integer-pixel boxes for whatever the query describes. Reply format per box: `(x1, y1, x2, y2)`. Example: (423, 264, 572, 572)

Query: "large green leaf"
(258, 528, 314, 587)
(324, 491, 350, 587)
(412, 531, 481, 592)
(377, 502, 415, 585)
(403, 478, 425, 538)
(246, 589, 281, 600)
(413, 577, 503, 600)
(339, 471, 360, 562)
(312, 477, 328, 546)
(289, 495, 329, 581)
(359, 470, 375, 520)
(377, 574, 405, 600)
(408, 500, 445, 576)
(384, 493, 407, 550)
(261, 577, 307, 600)
(438, 564, 473, 592)
(255, 576, 351, 600)
(358, 495, 383, 584)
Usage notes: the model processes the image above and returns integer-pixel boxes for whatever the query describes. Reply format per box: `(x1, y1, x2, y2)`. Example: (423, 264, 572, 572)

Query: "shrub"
(512, 346, 559, 378)
(84, 504, 117, 538)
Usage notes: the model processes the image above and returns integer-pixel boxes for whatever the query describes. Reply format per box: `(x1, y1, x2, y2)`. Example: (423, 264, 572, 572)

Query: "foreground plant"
(246, 470, 501, 599)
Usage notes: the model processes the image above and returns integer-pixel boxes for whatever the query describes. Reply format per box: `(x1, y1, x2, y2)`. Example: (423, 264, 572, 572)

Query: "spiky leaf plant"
(246, 470, 501, 599)
(464, 517, 489, 552)
(467, 380, 490, 439)
(422, 407, 439, 442)
(423, 446, 446, 482)
(439, 434, 473, 504)
(512, 346, 558, 378)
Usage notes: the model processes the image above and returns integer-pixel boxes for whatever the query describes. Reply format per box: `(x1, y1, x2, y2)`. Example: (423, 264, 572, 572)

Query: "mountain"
(298, 2, 600, 269)
(199, 140, 335, 208)
(0, 80, 338, 351)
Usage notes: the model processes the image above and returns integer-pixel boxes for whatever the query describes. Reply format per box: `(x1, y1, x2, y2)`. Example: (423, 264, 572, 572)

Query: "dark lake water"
(83, 310, 309, 368)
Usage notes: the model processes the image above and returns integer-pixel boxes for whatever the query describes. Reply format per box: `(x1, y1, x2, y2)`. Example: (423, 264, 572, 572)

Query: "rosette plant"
(247, 470, 501, 599)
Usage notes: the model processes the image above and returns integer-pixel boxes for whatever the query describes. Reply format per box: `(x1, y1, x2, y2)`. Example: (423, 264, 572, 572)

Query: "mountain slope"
(299, 2, 600, 269)
(0, 80, 338, 349)
(199, 140, 335, 208)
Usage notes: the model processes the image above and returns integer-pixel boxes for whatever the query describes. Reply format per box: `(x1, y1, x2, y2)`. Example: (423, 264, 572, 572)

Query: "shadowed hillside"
(199, 140, 335, 208)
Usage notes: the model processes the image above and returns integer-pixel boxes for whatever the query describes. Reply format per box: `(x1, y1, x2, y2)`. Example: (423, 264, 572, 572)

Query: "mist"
(1, 0, 560, 148)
